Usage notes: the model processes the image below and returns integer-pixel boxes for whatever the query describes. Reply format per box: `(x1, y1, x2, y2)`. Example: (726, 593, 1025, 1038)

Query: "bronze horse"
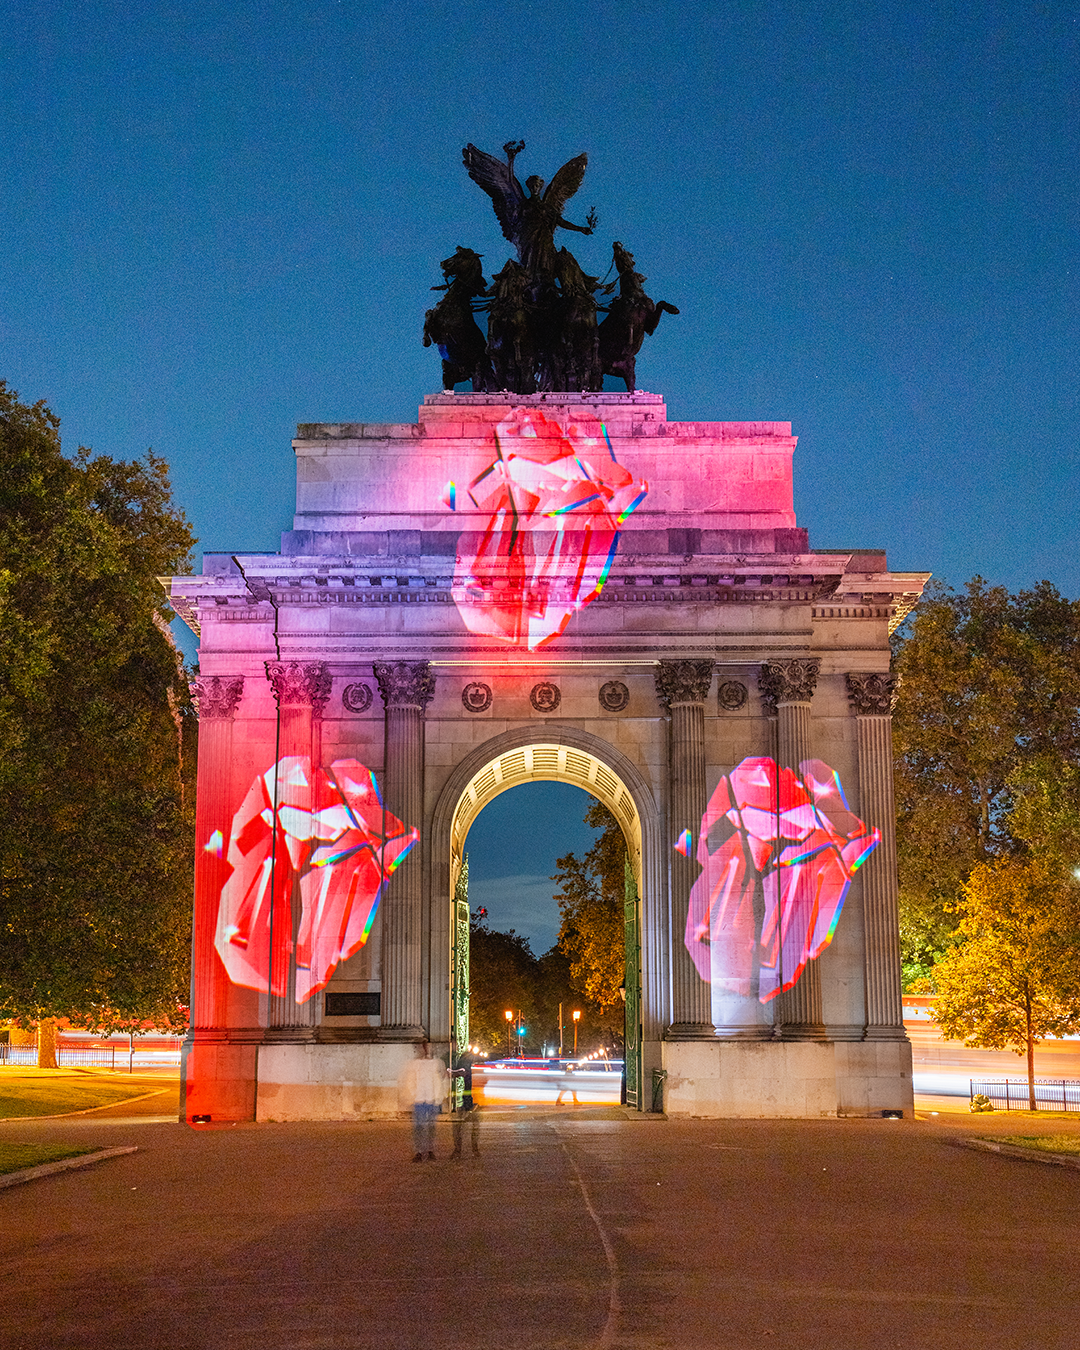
(422, 247, 492, 391)
(597, 242, 679, 392)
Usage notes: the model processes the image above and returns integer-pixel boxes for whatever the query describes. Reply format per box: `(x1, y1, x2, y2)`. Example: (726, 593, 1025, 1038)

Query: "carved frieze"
(374, 660, 436, 710)
(342, 682, 374, 714)
(599, 680, 630, 712)
(191, 675, 244, 721)
(654, 659, 714, 712)
(845, 672, 897, 715)
(758, 658, 820, 713)
(462, 681, 493, 713)
(266, 661, 332, 713)
(530, 681, 561, 713)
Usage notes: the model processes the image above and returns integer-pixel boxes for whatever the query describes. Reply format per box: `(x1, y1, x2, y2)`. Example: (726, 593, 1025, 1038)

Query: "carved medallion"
(717, 680, 748, 712)
(342, 682, 373, 714)
(845, 672, 897, 715)
(462, 681, 493, 713)
(599, 680, 630, 712)
(530, 681, 561, 713)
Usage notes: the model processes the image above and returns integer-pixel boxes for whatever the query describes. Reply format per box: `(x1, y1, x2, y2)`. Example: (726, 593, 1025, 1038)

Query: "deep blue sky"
(3, 0, 1077, 949)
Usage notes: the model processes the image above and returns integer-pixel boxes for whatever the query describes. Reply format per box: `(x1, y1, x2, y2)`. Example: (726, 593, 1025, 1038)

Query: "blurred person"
(398, 1040, 449, 1162)
(450, 1042, 481, 1158)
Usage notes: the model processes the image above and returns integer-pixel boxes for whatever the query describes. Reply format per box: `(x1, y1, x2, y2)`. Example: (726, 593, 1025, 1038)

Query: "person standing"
(450, 1043, 481, 1158)
(398, 1041, 449, 1162)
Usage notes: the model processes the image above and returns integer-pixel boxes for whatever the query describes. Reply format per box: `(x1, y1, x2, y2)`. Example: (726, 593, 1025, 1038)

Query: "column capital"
(758, 657, 820, 714)
(845, 671, 897, 715)
(191, 675, 244, 721)
(654, 659, 714, 712)
(265, 661, 332, 714)
(374, 660, 436, 711)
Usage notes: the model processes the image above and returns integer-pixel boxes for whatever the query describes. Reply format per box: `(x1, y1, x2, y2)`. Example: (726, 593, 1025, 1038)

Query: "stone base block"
(662, 1039, 913, 1119)
(254, 1042, 419, 1121)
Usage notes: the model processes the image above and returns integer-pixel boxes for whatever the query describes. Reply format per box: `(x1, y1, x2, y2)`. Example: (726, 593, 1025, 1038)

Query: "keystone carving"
(266, 661, 332, 714)
(191, 675, 244, 721)
(374, 660, 436, 710)
(758, 658, 820, 714)
(845, 672, 897, 715)
(654, 659, 714, 712)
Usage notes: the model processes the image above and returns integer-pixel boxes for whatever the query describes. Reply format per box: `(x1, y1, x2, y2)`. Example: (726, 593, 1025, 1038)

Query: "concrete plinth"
(254, 1042, 417, 1121)
(662, 1038, 914, 1118)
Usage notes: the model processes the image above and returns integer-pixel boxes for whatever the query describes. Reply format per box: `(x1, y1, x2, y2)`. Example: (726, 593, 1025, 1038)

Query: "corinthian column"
(375, 660, 435, 1037)
(847, 673, 906, 1040)
(656, 659, 715, 1037)
(759, 657, 826, 1041)
(189, 676, 247, 1033)
(265, 661, 332, 1032)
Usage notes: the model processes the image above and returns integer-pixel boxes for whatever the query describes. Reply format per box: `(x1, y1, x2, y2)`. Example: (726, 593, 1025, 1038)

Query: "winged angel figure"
(462, 140, 597, 288)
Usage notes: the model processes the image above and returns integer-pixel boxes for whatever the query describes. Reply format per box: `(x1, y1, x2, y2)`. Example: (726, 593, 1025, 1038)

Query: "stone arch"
(424, 724, 666, 1048)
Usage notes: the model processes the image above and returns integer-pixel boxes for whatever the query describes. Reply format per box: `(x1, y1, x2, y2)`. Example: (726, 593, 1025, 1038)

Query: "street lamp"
(505, 1009, 513, 1059)
(573, 1009, 581, 1056)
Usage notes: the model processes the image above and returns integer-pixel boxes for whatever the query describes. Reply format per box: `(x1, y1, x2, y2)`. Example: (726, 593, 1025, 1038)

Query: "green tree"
(467, 917, 541, 1055)
(552, 799, 627, 1041)
(931, 858, 1080, 1110)
(0, 381, 195, 1060)
(892, 578, 1080, 984)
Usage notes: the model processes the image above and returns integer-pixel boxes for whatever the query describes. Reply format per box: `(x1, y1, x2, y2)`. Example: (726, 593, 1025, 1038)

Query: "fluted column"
(189, 676, 248, 1032)
(847, 673, 906, 1040)
(265, 661, 331, 1032)
(656, 659, 715, 1037)
(759, 658, 827, 1040)
(375, 660, 435, 1037)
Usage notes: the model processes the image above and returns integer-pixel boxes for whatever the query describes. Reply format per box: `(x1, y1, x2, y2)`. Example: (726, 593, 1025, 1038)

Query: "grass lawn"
(0, 1068, 167, 1119)
(986, 1135, 1080, 1156)
(0, 1141, 100, 1176)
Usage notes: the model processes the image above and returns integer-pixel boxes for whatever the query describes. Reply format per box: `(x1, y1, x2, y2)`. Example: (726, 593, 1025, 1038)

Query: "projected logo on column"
(683, 757, 879, 1006)
(449, 407, 647, 650)
(213, 757, 417, 1000)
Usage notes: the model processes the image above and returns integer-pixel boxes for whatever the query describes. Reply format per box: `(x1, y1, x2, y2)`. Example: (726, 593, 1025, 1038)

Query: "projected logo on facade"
(685, 756, 879, 1005)
(213, 757, 417, 1001)
(449, 407, 647, 649)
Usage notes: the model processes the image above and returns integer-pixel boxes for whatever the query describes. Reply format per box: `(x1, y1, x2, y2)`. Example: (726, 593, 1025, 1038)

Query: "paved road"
(3, 1104, 1080, 1349)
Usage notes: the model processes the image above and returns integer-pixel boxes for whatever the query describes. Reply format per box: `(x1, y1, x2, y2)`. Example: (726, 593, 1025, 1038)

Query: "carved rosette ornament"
(599, 680, 630, 712)
(266, 661, 332, 714)
(654, 659, 714, 712)
(717, 680, 748, 712)
(530, 681, 561, 713)
(374, 661, 436, 710)
(342, 682, 374, 714)
(845, 672, 897, 715)
(462, 681, 493, 713)
(191, 675, 244, 721)
(758, 658, 821, 714)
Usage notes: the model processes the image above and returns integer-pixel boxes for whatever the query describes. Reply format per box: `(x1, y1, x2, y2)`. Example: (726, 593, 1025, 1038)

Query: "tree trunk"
(36, 1018, 58, 1069)
(1026, 1000, 1036, 1112)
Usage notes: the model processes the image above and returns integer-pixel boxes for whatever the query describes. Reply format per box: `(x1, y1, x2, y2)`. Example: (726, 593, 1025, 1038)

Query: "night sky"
(4, 0, 1077, 952)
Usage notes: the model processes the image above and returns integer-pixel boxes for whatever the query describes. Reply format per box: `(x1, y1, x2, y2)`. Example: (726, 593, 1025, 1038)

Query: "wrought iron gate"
(451, 855, 470, 1109)
(623, 857, 642, 1109)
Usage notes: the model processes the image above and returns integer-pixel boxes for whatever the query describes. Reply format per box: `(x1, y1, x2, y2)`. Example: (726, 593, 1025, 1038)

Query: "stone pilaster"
(375, 660, 435, 1037)
(264, 661, 332, 1032)
(847, 673, 906, 1041)
(758, 658, 827, 1041)
(656, 659, 715, 1038)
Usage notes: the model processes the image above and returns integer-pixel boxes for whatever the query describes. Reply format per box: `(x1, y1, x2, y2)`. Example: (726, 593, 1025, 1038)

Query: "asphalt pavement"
(2, 1095, 1079, 1350)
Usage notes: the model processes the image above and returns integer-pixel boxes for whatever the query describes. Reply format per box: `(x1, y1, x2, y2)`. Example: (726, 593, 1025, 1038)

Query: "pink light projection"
(214, 756, 418, 1001)
(685, 756, 879, 1005)
(451, 407, 647, 649)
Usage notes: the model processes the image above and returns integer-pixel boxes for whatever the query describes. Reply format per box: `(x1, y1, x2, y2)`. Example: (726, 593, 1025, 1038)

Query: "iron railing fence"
(970, 1078, 1080, 1112)
(0, 1042, 182, 1070)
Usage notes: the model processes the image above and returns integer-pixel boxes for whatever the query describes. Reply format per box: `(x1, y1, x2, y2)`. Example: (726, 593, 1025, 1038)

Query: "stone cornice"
(758, 658, 820, 712)
(191, 675, 244, 721)
(265, 661, 332, 713)
(374, 660, 436, 710)
(654, 659, 715, 711)
(845, 672, 897, 715)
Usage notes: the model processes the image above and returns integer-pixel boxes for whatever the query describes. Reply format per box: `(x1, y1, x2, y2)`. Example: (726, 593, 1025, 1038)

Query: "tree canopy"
(892, 577, 1080, 982)
(0, 381, 196, 1038)
(931, 858, 1080, 1109)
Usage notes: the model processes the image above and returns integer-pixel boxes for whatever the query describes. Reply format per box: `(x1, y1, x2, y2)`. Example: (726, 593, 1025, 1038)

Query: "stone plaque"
(325, 991, 381, 1017)
(462, 681, 493, 713)
(530, 681, 561, 713)
(342, 682, 374, 714)
(599, 680, 630, 712)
